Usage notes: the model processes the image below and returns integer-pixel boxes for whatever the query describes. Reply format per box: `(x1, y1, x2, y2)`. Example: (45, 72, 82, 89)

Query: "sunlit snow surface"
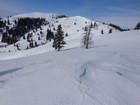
(0, 13, 140, 105)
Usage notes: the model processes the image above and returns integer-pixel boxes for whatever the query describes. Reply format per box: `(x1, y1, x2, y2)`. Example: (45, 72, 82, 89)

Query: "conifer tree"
(23, 35, 26, 40)
(94, 22, 97, 27)
(134, 22, 140, 30)
(65, 33, 68, 37)
(52, 24, 66, 51)
(35, 41, 38, 47)
(82, 23, 93, 49)
(109, 29, 112, 34)
(46, 29, 54, 41)
(101, 29, 104, 34)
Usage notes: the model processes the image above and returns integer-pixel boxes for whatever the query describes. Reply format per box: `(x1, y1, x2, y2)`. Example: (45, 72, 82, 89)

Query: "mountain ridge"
(0, 12, 121, 53)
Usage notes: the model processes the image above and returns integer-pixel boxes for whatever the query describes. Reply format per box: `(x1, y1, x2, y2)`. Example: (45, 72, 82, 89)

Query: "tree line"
(1, 17, 46, 44)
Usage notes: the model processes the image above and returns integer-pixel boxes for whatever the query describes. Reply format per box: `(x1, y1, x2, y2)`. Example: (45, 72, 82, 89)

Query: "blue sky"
(0, 0, 140, 28)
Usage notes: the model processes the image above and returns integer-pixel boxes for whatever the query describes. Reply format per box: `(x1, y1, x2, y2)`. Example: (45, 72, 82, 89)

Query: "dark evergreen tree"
(29, 41, 34, 48)
(90, 22, 93, 28)
(53, 27, 55, 31)
(23, 35, 26, 40)
(52, 24, 66, 51)
(27, 33, 32, 42)
(0, 20, 5, 28)
(94, 22, 97, 28)
(38, 36, 41, 40)
(40, 31, 43, 34)
(84, 27, 88, 31)
(1, 32, 8, 42)
(40, 27, 42, 30)
(16, 44, 20, 50)
(65, 33, 68, 37)
(6, 26, 9, 31)
(109, 29, 112, 34)
(46, 29, 54, 41)
(8, 19, 10, 25)
(134, 22, 140, 30)
(26, 46, 29, 50)
(101, 29, 104, 34)
(35, 41, 38, 47)
(14, 20, 17, 24)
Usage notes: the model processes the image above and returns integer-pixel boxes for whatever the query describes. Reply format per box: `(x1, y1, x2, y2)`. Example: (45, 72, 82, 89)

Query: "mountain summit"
(0, 12, 118, 53)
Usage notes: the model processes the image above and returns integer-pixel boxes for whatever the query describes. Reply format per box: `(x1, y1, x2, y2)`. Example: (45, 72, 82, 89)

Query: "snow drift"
(0, 30, 140, 105)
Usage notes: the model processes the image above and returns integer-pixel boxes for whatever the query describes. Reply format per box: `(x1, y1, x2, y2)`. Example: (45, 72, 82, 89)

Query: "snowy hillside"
(0, 12, 117, 53)
(0, 30, 140, 105)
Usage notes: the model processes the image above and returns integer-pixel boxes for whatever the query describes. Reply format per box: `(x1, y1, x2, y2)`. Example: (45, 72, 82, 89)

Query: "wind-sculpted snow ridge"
(0, 30, 140, 105)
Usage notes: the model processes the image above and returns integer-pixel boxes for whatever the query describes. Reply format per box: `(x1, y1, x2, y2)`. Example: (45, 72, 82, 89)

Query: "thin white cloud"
(108, 7, 140, 16)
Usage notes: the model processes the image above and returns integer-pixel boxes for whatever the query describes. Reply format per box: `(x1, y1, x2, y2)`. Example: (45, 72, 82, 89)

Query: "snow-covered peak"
(0, 12, 120, 54)
(70, 16, 91, 22)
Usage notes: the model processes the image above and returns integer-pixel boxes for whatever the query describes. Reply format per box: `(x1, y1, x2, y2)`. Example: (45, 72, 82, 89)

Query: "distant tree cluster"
(1, 17, 46, 44)
(109, 24, 129, 31)
(56, 15, 68, 19)
(16, 18, 45, 31)
(0, 20, 6, 28)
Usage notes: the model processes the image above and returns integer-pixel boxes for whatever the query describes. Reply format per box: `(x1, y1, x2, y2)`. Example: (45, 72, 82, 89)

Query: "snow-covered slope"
(0, 12, 117, 53)
(0, 30, 140, 105)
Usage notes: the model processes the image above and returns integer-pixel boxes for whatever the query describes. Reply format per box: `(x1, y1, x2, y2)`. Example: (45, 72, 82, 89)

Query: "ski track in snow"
(78, 63, 98, 104)
(72, 51, 140, 105)
(0, 67, 22, 77)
